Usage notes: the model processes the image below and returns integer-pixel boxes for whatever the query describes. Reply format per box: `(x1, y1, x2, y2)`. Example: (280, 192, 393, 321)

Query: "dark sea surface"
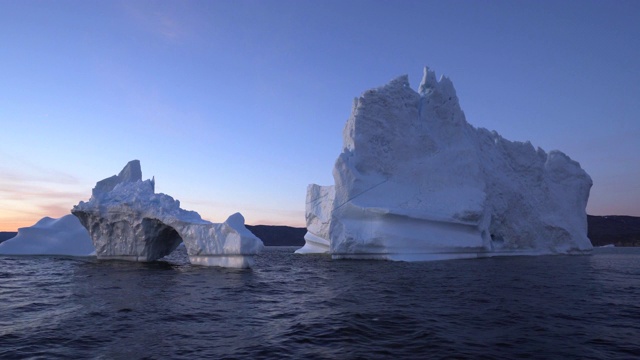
(1, 246, 639, 359)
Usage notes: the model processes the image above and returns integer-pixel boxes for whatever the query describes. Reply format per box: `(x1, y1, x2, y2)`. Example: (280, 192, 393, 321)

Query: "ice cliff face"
(295, 184, 334, 254)
(302, 67, 592, 261)
(72, 160, 263, 267)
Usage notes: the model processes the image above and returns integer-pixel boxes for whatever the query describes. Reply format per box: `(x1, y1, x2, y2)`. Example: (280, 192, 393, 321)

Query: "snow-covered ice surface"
(72, 160, 263, 267)
(302, 67, 593, 261)
(171, 212, 264, 268)
(0, 214, 95, 256)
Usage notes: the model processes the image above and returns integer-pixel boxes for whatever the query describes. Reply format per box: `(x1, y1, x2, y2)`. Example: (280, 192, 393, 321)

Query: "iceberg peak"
(118, 159, 142, 182)
(418, 66, 437, 95)
(388, 74, 411, 89)
(418, 67, 458, 103)
(92, 159, 143, 197)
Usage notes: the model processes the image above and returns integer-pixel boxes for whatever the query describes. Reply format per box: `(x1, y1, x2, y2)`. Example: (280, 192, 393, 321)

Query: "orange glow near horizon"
(0, 211, 40, 232)
(0, 206, 306, 232)
(0, 207, 69, 232)
(0, 192, 80, 232)
(0, 221, 33, 232)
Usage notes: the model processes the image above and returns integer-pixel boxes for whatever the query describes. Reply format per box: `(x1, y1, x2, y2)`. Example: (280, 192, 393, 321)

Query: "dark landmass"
(0, 227, 306, 247)
(246, 225, 306, 247)
(2, 215, 639, 247)
(0, 232, 17, 243)
(587, 215, 640, 247)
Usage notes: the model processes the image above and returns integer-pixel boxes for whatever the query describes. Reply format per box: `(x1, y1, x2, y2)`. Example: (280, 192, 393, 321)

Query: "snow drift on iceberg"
(301, 67, 593, 261)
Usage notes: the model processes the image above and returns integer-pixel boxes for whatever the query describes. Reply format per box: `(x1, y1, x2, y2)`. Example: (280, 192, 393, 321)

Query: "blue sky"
(1, 0, 639, 230)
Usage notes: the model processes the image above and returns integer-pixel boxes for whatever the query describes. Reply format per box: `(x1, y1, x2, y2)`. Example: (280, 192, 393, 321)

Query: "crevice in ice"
(331, 178, 390, 213)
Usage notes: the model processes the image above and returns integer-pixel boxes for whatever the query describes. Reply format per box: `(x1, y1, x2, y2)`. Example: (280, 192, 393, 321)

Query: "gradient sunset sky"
(1, 0, 639, 231)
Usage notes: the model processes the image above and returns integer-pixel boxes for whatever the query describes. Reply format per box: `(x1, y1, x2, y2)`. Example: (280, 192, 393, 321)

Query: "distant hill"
(587, 215, 640, 247)
(0, 227, 306, 247)
(246, 225, 306, 247)
(0, 232, 17, 243)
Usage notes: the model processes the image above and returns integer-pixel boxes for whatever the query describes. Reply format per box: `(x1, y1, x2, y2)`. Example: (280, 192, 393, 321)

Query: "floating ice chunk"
(0, 214, 95, 256)
(171, 213, 263, 268)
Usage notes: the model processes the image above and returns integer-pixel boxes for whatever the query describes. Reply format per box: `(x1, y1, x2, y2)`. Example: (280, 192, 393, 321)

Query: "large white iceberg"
(0, 214, 95, 256)
(301, 67, 593, 261)
(72, 160, 264, 267)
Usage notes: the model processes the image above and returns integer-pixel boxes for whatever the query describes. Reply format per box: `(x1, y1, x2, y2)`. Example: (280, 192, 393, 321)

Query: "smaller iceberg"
(72, 160, 264, 268)
(0, 214, 95, 256)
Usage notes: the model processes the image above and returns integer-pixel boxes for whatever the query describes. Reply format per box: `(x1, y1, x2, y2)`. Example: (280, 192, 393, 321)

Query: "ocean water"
(1, 247, 639, 359)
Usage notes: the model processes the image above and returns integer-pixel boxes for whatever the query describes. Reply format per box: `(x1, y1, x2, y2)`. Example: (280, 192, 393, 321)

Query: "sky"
(1, 0, 639, 231)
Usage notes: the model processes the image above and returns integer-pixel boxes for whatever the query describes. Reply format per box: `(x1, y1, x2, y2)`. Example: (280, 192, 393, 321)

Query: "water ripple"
(0, 247, 639, 358)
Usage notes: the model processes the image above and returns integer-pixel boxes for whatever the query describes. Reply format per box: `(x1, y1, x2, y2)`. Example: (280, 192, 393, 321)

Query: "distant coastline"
(244, 225, 305, 247)
(587, 215, 640, 247)
(0, 232, 16, 243)
(0, 225, 306, 247)
(1, 215, 639, 247)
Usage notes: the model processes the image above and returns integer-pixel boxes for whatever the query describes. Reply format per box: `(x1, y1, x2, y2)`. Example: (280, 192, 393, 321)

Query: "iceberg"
(0, 214, 95, 256)
(72, 160, 263, 267)
(301, 67, 593, 261)
(295, 184, 334, 254)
